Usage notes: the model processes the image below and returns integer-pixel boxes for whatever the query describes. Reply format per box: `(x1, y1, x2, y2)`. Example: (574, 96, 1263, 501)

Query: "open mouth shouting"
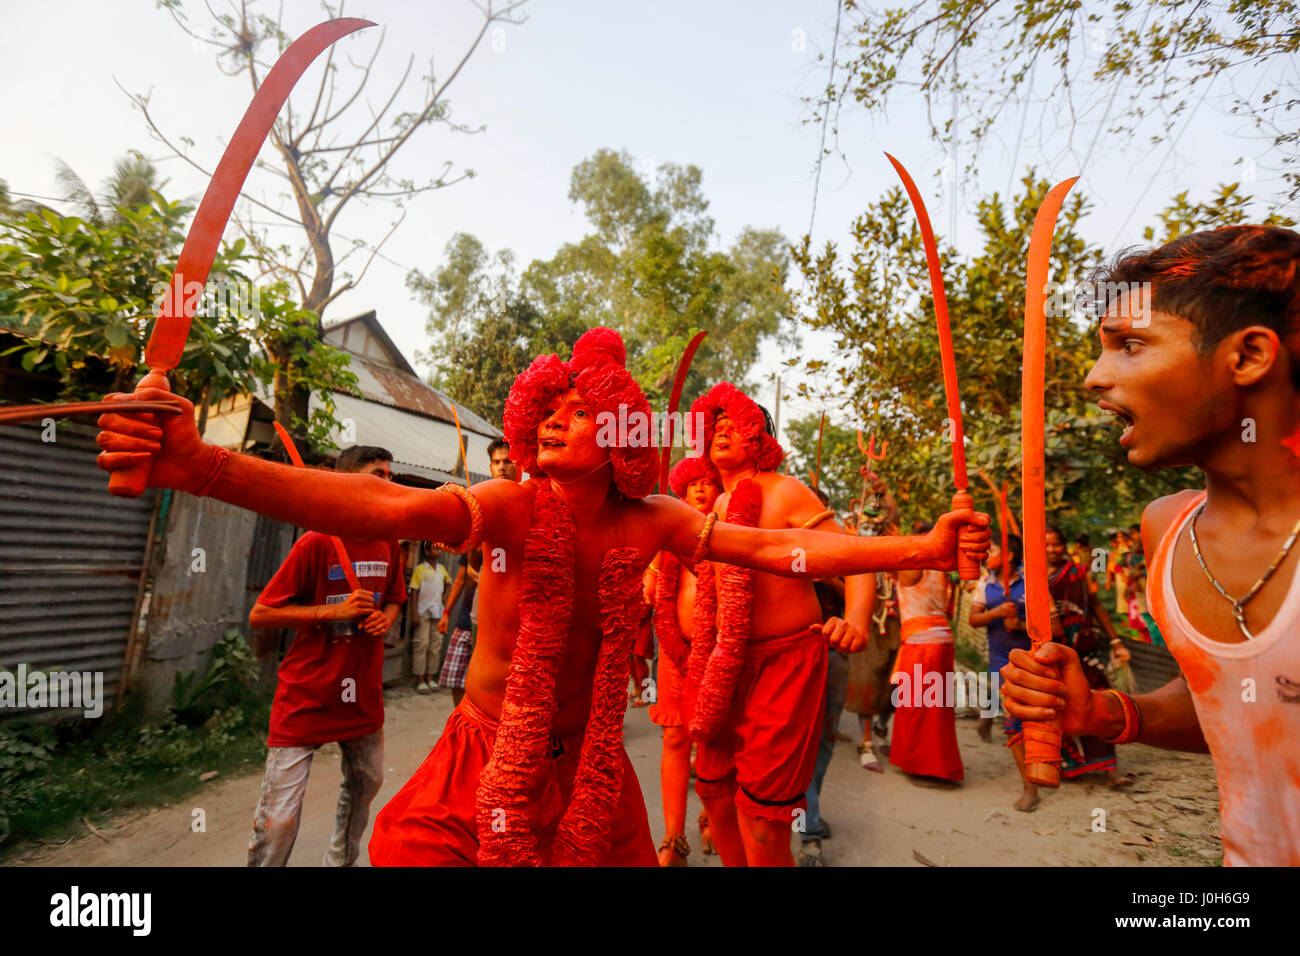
(1098, 400, 1136, 447)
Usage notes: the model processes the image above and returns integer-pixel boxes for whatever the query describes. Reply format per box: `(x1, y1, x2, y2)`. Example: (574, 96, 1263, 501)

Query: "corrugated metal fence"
(0, 422, 157, 716)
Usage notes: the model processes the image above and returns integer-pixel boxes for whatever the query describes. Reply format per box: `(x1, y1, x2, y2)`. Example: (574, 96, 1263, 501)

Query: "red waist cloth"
(900, 614, 950, 641)
(369, 697, 656, 866)
(694, 627, 826, 824)
(888, 641, 964, 781)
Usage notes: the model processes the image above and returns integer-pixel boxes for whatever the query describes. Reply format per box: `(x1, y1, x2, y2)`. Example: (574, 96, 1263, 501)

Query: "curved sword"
(977, 469, 1014, 591)
(108, 17, 375, 498)
(977, 468, 1021, 538)
(1021, 176, 1079, 790)
(451, 404, 469, 481)
(656, 330, 708, 494)
(884, 153, 978, 579)
(977, 468, 1020, 593)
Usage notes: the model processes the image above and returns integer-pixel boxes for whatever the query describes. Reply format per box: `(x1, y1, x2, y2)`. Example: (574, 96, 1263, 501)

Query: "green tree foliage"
(788, 177, 1292, 537)
(411, 150, 795, 423)
(0, 173, 356, 446)
(820, 1, 1300, 199)
(783, 415, 867, 511)
(407, 233, 585, 425)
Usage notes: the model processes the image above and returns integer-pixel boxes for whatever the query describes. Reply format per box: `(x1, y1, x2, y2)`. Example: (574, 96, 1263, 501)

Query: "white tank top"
(897, 570, 952, 645)
(1149, 491, 1300, 866)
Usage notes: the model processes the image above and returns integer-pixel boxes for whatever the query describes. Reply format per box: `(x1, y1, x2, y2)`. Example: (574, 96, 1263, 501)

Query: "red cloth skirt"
(694, 627, 827, 824)
(369, 697, 657, 866)
(888, 639, 964, 781)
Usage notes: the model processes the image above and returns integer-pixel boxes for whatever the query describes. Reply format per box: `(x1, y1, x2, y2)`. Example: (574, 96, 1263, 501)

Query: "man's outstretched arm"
(650, 495, 990, 577)
(96, 388, 477, 543)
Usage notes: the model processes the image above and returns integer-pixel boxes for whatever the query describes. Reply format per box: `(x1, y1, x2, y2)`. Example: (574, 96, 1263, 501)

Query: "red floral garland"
(475, 483, 574, 866)
(689, 478, 762, 742)
(652, 554, 689, 672)
(681, 560, 716, 725)
(551, 546, 641, 865)
(473, 483, 646, 867)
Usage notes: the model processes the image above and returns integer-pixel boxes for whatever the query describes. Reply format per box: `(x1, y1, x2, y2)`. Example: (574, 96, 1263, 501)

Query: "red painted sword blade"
(657, 330, 708, 494)
(145, 18, 374, 372)
(1021, 175, 1079, 788)
(884, 153, 968, 491)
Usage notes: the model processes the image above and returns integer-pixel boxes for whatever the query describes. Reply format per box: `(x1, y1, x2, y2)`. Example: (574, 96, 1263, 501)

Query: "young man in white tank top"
(1000, 225, 1300, 866)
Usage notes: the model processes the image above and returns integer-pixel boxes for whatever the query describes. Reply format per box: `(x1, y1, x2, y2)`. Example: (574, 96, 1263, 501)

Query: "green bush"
(0, 629, 271, 852)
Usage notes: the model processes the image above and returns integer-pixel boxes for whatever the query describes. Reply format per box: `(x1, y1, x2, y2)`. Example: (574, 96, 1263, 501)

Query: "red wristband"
(1100, 689, 1141, 745)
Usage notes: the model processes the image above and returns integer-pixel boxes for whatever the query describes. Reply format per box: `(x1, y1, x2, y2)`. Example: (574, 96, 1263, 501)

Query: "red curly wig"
(689, 382, 784, 472)
(667, 454, 722, 499)
(503, 327, 658, 498)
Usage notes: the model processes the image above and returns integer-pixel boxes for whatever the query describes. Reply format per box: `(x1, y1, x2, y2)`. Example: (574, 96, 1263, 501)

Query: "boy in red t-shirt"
(246, 445, 407, 866)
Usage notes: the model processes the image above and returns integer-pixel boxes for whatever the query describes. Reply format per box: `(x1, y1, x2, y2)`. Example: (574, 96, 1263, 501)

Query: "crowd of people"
(92, 223, 1300, 867)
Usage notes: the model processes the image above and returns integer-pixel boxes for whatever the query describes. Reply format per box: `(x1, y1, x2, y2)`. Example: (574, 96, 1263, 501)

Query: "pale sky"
(5, 0, 1293, 434)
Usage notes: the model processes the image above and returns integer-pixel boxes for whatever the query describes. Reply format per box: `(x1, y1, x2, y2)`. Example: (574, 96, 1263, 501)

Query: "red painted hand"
(813, 616, 868, 653)
(924, 510, 992, 570)
(96, 388, 217, 494)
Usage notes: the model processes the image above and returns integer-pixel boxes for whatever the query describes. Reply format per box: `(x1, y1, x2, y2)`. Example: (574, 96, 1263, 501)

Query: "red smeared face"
(709, 413, 758, 470)
(684, 476, 721, 514)
(536, 387, 611, 481)
(1085, 288, 1235, 470)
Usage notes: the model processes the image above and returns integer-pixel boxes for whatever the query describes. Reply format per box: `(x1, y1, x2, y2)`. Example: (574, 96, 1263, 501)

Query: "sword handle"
(952, 490, 980, 581)
(107, 370, 170, 499)
(1024, 668, 1064, 788)
(1025, 720, 1064, 788)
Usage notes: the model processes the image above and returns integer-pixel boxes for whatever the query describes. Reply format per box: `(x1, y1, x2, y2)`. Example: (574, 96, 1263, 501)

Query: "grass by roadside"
(0, 630, 270, 859)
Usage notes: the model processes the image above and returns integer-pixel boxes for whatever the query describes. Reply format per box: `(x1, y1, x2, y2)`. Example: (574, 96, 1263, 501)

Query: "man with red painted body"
(687, 383, 878, 867)
(646, 454, 723, 865)
(96, 328, 989, 866)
